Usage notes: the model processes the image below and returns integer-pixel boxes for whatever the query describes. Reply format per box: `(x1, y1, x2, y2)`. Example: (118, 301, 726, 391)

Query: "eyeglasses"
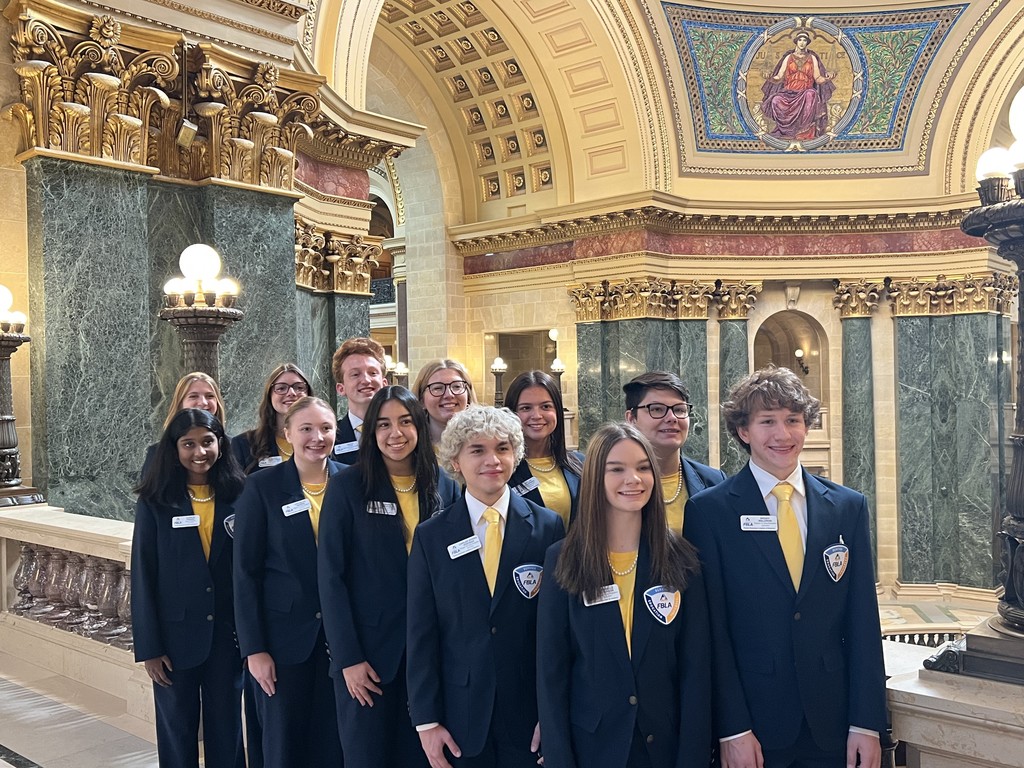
(635, 402, 691, 419)
(425, 380, 470, 397)
(272, 382, 309, 396)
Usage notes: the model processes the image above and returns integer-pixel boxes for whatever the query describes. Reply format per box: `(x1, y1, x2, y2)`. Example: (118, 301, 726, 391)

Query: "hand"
(720, 732, 764, 768)
(143, 656, 173, 687)
(531, 721, 543, 764)
(342, 661, 382, 707)
(418, 725, 461, 768)
(846, 731, 881, 768)
(248, 652, 277, 697)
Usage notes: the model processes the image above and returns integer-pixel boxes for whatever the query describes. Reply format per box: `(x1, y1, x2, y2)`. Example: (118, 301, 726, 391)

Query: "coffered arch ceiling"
(311, 0, 1024, 222)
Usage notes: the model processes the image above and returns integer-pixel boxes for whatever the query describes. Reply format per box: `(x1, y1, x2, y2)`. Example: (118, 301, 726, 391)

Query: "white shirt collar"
(348, 411, 364, 430)
(748, 460, 805, 500)
(465, 486, 511, 526)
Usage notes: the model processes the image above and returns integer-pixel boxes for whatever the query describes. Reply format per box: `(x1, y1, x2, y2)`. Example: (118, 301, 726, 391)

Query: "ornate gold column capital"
(886, 273, 1018, 317)
(568, 278, 716, 322)
(833, 280, 885, 318)
(294, 217, 381, 295)
(713, 281, 762, 319)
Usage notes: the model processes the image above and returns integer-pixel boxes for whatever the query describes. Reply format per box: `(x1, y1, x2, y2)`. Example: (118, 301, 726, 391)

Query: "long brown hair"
(554, 422, 699, 601)
(243, 363, 312, 471)
(504, 370, 582, 476)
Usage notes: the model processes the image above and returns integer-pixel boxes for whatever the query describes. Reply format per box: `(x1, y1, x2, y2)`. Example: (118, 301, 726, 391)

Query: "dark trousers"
(243, 668, 264, 768)
(254, 633, 342, 768)
(448, 693, 537, 768)
(152, 627, 244, 768)
(762, 720, 848, 768)
(334, 657, 425, 768)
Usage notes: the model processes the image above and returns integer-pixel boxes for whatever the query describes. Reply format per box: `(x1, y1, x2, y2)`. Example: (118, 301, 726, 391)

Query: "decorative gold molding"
(294, 216, 381, 295)
(833, 280, 885, 318)
(454, 206, 971, 257)
(886, 273, 1018, 317)
(299, 118, 406, 170)
(567, 277, 715, 322)
(384, 156, 405, 226)
(235, 0, 309, 21)
(713, 282, 762, 320)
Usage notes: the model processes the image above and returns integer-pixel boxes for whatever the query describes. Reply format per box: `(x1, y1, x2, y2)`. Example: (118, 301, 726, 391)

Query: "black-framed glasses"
(425, 380, 470, 397)
(635, 402, 691, 419)
(272, 382, 309, 395)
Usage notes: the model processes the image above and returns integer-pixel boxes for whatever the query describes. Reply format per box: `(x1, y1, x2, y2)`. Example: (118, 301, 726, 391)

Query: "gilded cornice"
(453, 206, 971, 257)
(713, 282, 762, 320)
(384, 156, 405, 226)
(833, 280, 884, 318)
(234, 0, 309, 21)
(567, 277, 715, 322)
(886, 273, 1018, 317)
(294, 216, 381, 295)
(299, 116, 408, 170)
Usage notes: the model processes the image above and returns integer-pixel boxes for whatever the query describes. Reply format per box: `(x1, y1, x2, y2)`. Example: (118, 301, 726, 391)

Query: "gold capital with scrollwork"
(713, 282, 762, 319)
(294, 217, 381, 295)
(833, 280, 885, 318)
(568, 278, 716, 322)
(886, 273, 1017, 317)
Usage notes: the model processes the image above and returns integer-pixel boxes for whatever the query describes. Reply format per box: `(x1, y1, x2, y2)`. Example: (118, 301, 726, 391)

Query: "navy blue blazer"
(507, 452, 583, 524)
(318, 465, 461, 684)
(231, 431, 285, 475)
(681, 456, 726, 497)
(233, 458, 344, 665)
(406, 493, 565, 758)
(684, 466, 888, 752)
(332, 416, 360, 466)
(537, 540, 712, 768)
(131, 494, 237, 670)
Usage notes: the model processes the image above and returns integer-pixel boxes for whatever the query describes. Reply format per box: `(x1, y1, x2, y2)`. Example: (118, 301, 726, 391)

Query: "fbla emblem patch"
(513, 564, 543, 599)
(643, 586, 681, 625)
(823, 540, 850, 583)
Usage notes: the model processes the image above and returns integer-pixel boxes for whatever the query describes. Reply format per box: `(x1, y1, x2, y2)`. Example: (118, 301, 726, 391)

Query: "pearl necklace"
(664, 463, 684, 504)
(300, 470, 329, 497)
(608, 552, 639, 577)
(392, 478, 417, 493)
(187, 488, 214, 503)
(525, 456, 557, 473)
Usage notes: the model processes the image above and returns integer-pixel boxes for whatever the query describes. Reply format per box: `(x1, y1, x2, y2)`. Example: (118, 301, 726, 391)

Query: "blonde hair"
(413, 359, 478, 405)
(437, 406, 524, 485)
(163, 372, 226, 430)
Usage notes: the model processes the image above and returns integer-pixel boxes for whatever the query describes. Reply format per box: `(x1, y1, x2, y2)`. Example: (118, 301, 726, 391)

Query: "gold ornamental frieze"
(833, 281, 885, 318)
(713, 282, 762, 320)
(886, 273, 1018, 317)
(295, 217, 381, 295)
(568, 278, 716, 322)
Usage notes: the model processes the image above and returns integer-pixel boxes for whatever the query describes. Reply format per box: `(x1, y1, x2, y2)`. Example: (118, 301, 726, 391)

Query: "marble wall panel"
(600, 321, 623, 438)
(197, 186, 298, 435)
(576, 321, 604, 445)
(332, 294, 370, 416)
(929, 316, 959, 583)
(718, 319, 750, 476)
(309, 293, 335, 405)
(840, 317, 878, 570)
(895, 316, 934, 583)
(679, 320, 710, 466)
(26, 158, 151, 520)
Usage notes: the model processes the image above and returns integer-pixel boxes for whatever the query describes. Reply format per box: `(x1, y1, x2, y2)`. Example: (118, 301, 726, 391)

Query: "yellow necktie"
(772, 482, 803, 590)
(354, 423, 363, 433)
(482, 507, 502, 595)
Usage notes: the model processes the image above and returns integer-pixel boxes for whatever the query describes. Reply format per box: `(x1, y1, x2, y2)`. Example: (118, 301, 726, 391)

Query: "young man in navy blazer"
(407, 405, 565, 767)
(332, 336, 386, 465)
(624, 371, 726, 534)
(685, 366, 887, 768)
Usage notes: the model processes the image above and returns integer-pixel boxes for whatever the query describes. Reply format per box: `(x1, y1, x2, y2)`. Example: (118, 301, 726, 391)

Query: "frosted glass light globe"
(1009, 140, 1024, 171)
(1009, 85, 1024, 142)
(179, 244, 222, 281)
(976, 147, 1011, 181)
(0, 285, 12, 315)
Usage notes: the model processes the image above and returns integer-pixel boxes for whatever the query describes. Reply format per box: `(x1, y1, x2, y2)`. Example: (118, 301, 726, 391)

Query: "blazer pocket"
(738, 656, 775, 675)
(821, 649, 846, 672)
(163, 606, 187, 623)
(265, 591, 293, 613)
(445, 663, 470, 687)
(356, 607, 381, 627)
(569, 699, 603, 733)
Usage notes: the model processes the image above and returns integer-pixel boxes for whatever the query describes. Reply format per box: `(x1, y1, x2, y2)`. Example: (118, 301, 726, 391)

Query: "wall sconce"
(393, 361, 409, 388)
(491, 356, 508, 407)
(793, 348, 809, 375)
(160, 244, 243, 380)
(0, 284, 44, 506)
(550, 356, 565, 389)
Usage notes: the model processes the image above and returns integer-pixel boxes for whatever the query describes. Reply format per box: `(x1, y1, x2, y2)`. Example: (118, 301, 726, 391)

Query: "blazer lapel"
(276, 459, 318, 552)
(564, 467, 581, 522)
(491, 494, 532, 613)
(208, 498, 230, 568)
(681, 457, 706, 496)
(798, 472, 839, 602)
(730, 467, 795, 594)
(444, 500, 493, 611)
(367, 474, 408, 560)
(629, 542, 654, 673)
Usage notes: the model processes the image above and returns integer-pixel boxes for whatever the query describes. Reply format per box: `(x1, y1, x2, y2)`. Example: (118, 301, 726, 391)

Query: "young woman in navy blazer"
(536, 422, 712, 768)
(131, 408, 246, 768)
(233, 363, 312, 474)
(141, 372, 229, 478)
(233, 396, 343, 768)
(319, 386, 461, 767)
(504, 370, 583, 529)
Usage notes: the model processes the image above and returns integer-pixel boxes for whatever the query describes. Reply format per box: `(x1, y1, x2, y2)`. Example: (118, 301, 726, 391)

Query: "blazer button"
(646, 735, 654, 744)
(315, 611, 322, 619)
(628, 695, 637, 705)
(793, 612, 801, 621)
(206, 587, 213, 593)
(491, 626, 498, 635)
(206, 614, 214, 621)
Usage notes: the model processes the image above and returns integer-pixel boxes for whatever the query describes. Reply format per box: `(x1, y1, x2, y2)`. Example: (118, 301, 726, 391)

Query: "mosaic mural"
(660, 3, 966, 153)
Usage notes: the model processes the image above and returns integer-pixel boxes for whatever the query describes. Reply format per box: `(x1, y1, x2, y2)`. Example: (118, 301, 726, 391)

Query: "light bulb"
(163, 277, 184, 295)
(1009, 140, 1024, 171)
(0, 284, 12, 314)
(976, 147, 1012, 181)
(179, 244, 222, 281)
(218, 278, 239, 296)
(1009, 85, 1024, 142)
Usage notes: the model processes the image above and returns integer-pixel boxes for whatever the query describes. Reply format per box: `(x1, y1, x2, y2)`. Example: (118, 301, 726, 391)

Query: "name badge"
(282, 498, 312, 517)
(172, 514, 200, 528)
(644, 586, 681, 625)
(259, 456, 283, 468)
(584, 584, 621, 607)
(513, 564, 543, 599)
(823, 535, 849, 582)
(367, 501, 398, 516)
(447, 535, 482, 559)
(512, 476, 540, 496)
(334, 441, 359, 455)
(223, 514, 236, 538)
(741, 515, 778, 532)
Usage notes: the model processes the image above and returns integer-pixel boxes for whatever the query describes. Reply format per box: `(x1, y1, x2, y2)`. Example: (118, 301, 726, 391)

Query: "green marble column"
(678, 320, 710, 465)
(718, 319, 750, 476)
(840, 317, 878, 568)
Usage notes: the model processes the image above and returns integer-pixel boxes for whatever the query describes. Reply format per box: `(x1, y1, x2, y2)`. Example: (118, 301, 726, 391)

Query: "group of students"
(130, 336, 888, 768)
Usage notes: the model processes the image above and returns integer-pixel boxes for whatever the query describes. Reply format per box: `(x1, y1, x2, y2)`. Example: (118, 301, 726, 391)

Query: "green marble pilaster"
(332, 293, 371, 413)
(718, 319, 750, 476)
(840, 317, 878, 570)
(678, 320, 710, 465)
(26, 158, 152, 520)
(576, 321, 604, 446)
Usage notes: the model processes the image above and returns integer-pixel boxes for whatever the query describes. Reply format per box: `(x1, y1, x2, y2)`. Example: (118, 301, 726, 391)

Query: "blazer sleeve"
(233, 476, 269, 658)
(130, 498, 164, 663)
(675, 567, 713, 768)
(843, 495, 889, 734)
(317, 478, 366, 675)
(406, 528, 444, 727)
(536, 543, 577, 768)
(684, 498, 754, 740)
